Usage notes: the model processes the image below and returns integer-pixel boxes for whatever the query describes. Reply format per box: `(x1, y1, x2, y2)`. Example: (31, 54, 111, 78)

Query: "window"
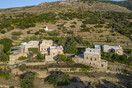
(87, 57, 88, 59)
(91, 58, 92, 61)
(101, 64, 103, 67)
(94, 63, 95, 65)
(95, 58, 96, 61)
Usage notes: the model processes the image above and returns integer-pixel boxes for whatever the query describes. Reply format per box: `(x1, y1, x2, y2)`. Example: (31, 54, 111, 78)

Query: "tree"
(58, 37, 66, 46)
(36, 52, 44, 60)
(0, 52, 8, 62)
(75, 35, 83, 44)
(56, 54, 67, 62)
(20, 72, 35, 88)
(45, 71, 70, 86)
(64, 44, 78, 54)
(0, 38, 12, 53)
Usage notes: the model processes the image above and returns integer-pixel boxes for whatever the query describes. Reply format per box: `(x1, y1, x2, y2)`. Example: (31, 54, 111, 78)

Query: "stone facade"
(40, 40, 53, 55)
(9, 40, 63, 65)
(45, 46, 64, 62)
(94, 45, 123, 55)
(102, 45, 123, 55)
(73, 48, 108, 71)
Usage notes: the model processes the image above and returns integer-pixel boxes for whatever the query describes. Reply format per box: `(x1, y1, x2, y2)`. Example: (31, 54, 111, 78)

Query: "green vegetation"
(59, 11, 132, 41)
(45, 71, 70, 86)
(11, 31, 22, 36)
(0, 72, 10, 80)
(20, 72, 35, 88)
(0, 30, 6, 34)
(28, 48, 39, 54)
(0, 68, 10, 80)
(94, 24, 103, 28)
(64, 37, 78, 54)
(56, 54, 74, 64)
(0, 52, 8, 62)
(18, 56, 27, 60)
(36, 52, 44, 60)
(47, 31, 60, 36)
(101, 53, 132, 66)
(101, 0, 132, 10)
(0, 38, 12, 53)
(0, 12, 57, 30)
(70, 25, 76, 28)
(19, 65, 27, 72)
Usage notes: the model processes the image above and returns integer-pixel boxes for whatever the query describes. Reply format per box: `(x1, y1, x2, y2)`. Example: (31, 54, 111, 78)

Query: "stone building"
(9, 41, 39, 65)
(9, 40, 63, 65)
(40, 40, 53, 55)
(73, 48, 108, 71)
(102, 45, 123, 55)
(94, 45, 123, 55)
(45, 46, 64, 62)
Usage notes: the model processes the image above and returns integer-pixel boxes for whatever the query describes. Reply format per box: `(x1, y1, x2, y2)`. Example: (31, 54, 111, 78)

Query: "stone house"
(40, 40, 53, 55)
(9, 41, 39, 65)
(45, 46, 64, 62)
(9, 40, 63, 65)
(73, 48, 108, 71)
(102, 45, 123, 55)
(94, 45, 123, 55)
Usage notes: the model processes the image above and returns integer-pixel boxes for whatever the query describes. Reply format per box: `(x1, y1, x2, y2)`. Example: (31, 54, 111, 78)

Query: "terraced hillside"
(0, 1, 132, 49)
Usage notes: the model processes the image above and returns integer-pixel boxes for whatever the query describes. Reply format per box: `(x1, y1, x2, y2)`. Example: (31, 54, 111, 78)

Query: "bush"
(0, 30, 6, 34)
(39, 29, 46, 33)
(19, 65, 27, 72)
(28, 48, 38, 54)
(45, 71, 70, 86)
(18, 56, 27, 60)
(36, 52, 44, 60)
(34, 31, 39, 35)
(11, 31, 22, 36)
(12, 35, 18, 40)
(70, 25, 76, 28)
(48, 31, 60, 36)
(0, 72, 10, 80)
(0, 52, 8, 62)
(20, 72, 35, 88)
(0, 38, 12, 53)
(56, 55, 67, 62)
(94, 24, 103, 28)
(67, 30, 74, 35)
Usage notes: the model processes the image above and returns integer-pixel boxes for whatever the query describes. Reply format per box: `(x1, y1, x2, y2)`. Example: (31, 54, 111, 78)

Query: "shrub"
(19, 65, 27, 72)
(12, 35, 18, 40)
(0, 72, 10, 80)
(94, 24, 103, 28)
(45, 71, 70, 86)
(28, 48, 38, 54)
(34, 31, 39, 35)
(0, 38, 12, 53)
(67, 30, 74, 35)
(56, 55, 67, 62)
(18, 56, 27, 60)
(11, 31, 22, 36)
(39, 29, 46, 33)
(27, 30, 32, 34)
(0, 30, 6, 34)
(48, 31, 60, 36)
(20, 72, 35, 88)
(0, 52, 8, 62)
(70, 25, 76, 28)
(36, 52, 44, 60)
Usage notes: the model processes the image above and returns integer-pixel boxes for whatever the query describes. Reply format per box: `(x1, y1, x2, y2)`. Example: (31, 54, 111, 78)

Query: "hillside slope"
(0, 1, 131, 15)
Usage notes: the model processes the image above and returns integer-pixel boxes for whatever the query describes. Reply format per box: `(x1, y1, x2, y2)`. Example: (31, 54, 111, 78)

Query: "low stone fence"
(48, 68, 88, 72)
(25, 62, 46, 66)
